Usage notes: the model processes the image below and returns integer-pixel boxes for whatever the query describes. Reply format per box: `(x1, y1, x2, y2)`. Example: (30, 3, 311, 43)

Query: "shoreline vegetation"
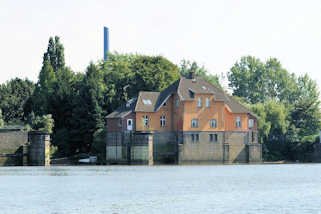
(1, 36, 321, 164)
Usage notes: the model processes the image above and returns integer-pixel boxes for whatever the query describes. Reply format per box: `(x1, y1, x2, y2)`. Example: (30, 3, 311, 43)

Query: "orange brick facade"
(134, 93, 257, 132)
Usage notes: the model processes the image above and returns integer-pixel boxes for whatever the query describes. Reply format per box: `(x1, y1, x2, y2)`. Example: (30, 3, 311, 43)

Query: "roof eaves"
(155, 93, 172, 112)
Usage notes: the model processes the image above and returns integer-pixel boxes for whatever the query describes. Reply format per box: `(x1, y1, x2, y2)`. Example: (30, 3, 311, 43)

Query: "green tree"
(27, 112, 54, 133)
(0, 109, 4, 127)
(43, 36, 65, 73)
(179, 60, 222, 89)
(228, 56, 295, 104)
(0, 78, 35, 122)
(289, 74, 321, 140)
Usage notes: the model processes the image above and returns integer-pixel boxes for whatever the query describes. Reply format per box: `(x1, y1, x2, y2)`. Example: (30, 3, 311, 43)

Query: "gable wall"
(182, 94, 225, 131)
(136, 96, 174, 131)
(106, 112, 136, 132)
(224, 107, 249, 131)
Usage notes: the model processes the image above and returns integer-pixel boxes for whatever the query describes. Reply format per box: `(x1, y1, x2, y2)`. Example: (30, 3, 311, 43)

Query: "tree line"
(0, 36, 320, 161)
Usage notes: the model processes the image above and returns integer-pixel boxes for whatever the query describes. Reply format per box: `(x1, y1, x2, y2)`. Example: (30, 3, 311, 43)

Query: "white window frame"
(143, 115, 149, 127)
(160, 115, 166, 127)
(206, 97, 210, 107)
(236, 116, 241, 128)
(197, 97, 202, 108)
(210, 119, 217, 128)
(191, 119, 199, 128)
(127, 119, 133, 131)
(249, 119, 254, 128)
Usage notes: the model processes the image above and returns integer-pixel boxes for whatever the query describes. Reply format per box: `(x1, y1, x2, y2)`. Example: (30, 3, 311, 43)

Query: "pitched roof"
(135, 92, 160, 112)
(106, 76, 257, 118)
(177, 77, 226, 101)
(106, 98, 137, 118)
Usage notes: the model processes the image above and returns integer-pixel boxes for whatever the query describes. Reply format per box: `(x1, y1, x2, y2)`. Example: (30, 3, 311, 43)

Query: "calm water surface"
(0, 164, 321, 214)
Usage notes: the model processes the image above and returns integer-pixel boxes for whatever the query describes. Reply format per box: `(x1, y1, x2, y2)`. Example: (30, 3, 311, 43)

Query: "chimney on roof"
(188, 71, 195, 80)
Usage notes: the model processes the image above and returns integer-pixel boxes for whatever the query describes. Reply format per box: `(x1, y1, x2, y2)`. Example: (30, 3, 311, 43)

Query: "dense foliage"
(229, 56, 321, 161)
(0, 78, 35, 122)
(0, 109, 4, 127)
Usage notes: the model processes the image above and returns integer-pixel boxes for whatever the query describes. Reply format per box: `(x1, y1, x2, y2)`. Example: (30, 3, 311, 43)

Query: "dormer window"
(197, 97, 202, 108)
(189, 90, 194, 98)
(142, 99, 152, 105)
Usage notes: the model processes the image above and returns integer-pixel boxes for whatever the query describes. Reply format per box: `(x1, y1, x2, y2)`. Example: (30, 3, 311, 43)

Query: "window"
(176, 99, 179, 108)
(191, 134, 199, 143)
(191, 119, 198, 128)
(251, 132, 254, 142)
(142, 115, 149, 127)
(142, 99, 152, 105)
(163, 102, 167, 107)
(206, 97, 210, 107)
(118, 119, 122, 127)
(189, 90, 194, 98)
(210, 119, 217, 128)
(236, 116, 241, 128)
(209, 134, 218, 142)
(249, 119, 254, 128)
(160, 115, 166, 127)
(197, 97, 202, 107)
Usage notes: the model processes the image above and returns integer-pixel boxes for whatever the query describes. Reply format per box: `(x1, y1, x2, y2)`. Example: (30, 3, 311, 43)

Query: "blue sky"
(1, 0, 321, 91)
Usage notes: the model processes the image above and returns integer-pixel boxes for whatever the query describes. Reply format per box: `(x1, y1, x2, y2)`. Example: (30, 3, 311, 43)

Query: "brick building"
(106, 72, 262, 164)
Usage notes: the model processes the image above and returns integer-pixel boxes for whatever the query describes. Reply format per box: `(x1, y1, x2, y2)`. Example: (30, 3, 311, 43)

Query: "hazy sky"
(1, 0, 321, 90)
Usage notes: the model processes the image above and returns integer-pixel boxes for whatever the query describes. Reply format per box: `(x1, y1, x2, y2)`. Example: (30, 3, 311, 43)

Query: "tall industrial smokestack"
(104, 26, 109, 60)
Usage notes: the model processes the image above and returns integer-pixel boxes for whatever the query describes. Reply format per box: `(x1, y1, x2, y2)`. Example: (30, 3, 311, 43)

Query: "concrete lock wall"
(178, 131, 225, 164)
(28, 131, 51, 166)
(0, 129, 28, 166)
(0, 129, 50, 166)
(106, 132, 128, 163)
(152, 131, 177, 163)
(179, 131, 262, 164)
(107, 130, 262, 165)
(131, 134, 149, 164)
(224, 131, 249, 163)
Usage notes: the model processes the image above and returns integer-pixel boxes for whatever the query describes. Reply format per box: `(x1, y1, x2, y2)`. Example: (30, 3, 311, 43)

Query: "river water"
(0, 164, 321, 214)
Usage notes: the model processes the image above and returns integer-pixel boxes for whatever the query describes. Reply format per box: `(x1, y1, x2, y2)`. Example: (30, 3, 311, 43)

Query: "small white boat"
(78, 156, 97, 164)
(78, 158, 90, 163)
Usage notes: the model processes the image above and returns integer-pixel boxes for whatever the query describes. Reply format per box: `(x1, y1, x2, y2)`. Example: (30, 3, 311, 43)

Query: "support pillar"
(148, 134, 153, 166)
